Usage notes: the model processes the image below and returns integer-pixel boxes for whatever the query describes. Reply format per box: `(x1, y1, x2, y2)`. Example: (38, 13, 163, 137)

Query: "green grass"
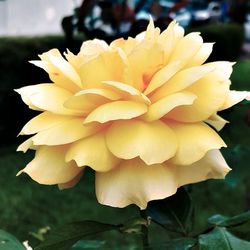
(0, 60, 250, 249)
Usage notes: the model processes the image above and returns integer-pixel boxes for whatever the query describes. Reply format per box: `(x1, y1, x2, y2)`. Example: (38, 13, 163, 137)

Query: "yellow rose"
(16, 19, 250, 209)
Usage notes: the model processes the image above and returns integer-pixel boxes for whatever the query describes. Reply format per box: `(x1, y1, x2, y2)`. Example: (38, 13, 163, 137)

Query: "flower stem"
(140, 209, 152, 250)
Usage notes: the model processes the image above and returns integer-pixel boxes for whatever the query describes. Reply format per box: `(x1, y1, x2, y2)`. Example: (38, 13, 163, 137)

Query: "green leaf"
(146, 237, 196, 250)
(208, 210, 250, 227)
(70, 240, 105, 249)
(146, 187, 193, 235)
(35, 221, 120, 250)
(199, 227, 250, 250)
(0, 229, 25, 250)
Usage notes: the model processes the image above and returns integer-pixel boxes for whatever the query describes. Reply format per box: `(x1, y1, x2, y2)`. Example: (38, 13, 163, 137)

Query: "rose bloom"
(16, 20, 250, 209)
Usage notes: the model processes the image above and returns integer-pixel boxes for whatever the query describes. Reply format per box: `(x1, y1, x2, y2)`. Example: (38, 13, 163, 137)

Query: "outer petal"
(66, 132, 120, 172)
(185, 43, 214, 68)
(17, 137, 36, 153)
(151, 64, 215, 102)
(168, 32, 203, 67)
(17, 146, 83, 185)
(205, 114, 229, 131)
(31, 49, 82, 92)
(58, 171, 84, 190)
(19, 112, 73, 135)
(220, 90, 250, 110)
(15, 84, 81, 115)
(142, 91, 196, 121)
(84, 101, 147, 124)
(32, 118, 101, 145)
(96, 158, 178, 209)
(166, 73, 230, 122)
(106, 120, 177, 164)
(177, 149, 231, 186)
(168, 122, 226, 165)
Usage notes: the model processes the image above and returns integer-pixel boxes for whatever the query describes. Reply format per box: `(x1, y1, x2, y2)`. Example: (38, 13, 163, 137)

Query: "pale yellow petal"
(58, 171, 84, 190)
(142, 91, 196, 121)
(185, 43, 214, 68)
(64, 49, 83, 71)
(17, 137, 36, 152)
(96, 158, 177, 209)
(64, 88, 121, 114)
(79, 39, 109, 59)
(66, 133, 120, 172)
(48, 54, 82, 87)
(168, 122, 226, 165)
(166, 73, 230, 122)
(143, 60, 181, 95)
(220, 90, 250, 110)
(144, 16, 155, 41)
(32, 118, 101, 145)
(84, 101, 147, 124)
(19, 112, 73, 135)
(205, 114, 229, 131)
(158, 21, 177, 61)
(128, 42, 165, 91)
(15, 84, 81, 115)
(33, 49, 82, 92)
(177, 149, 231, 186)
(106, 120, 177, 164)
(102, 80, 150, 104)
(17, 146, 83, 185)
(206, 61, 234, 81)
(151, 64, 215, 102)
(168, 32, 203, 67)
(80, 50, 124, 89)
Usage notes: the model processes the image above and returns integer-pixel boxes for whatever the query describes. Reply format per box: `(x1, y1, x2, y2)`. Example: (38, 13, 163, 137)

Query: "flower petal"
(19, 112, 73, 135)
(58, 171, 84, 190)
(205, 114, 229, 131)
(66, 133, 120, 172)
(220, 90, 250, 110)
(48, 54, 82, 88)
(168, 122, 226, 165)
(79, 39, 109, 59)
(17, 146, 83, 185)
(177, 149, 231, 186)
(158, 21, 184, 62)
(102, 80, 150, 104)
(32, 118, 101, 145)
(106, 120, 177, 164)
(168, 32, 203, 67)
(96, 158, 177, 209)
(185, 43, 214, 68)
(15, 84, 81, 115)
(166, 72, 230, 122)
(31, 49, 81, 92)
(64, 88, 121, 114)
(151, 64, 215, 102)
(143, 60, 181, 95)
(84, 101, 147, 124)
(17, 137, 36, 152)
(142, 91, 196, 121)
(79, 50, 125, 89)
(58, 172, 84, 190)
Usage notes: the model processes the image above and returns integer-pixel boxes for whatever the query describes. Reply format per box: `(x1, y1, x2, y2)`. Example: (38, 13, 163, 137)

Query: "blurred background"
(0, 0, 250, 249)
